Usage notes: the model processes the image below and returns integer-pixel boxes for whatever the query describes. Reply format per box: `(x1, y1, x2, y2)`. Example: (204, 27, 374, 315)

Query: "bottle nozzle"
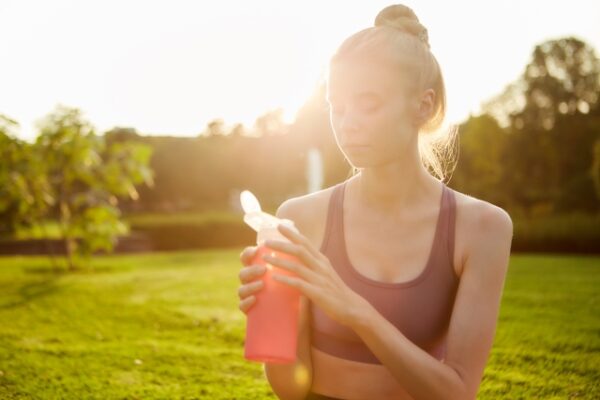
(240, 190, 298, 237)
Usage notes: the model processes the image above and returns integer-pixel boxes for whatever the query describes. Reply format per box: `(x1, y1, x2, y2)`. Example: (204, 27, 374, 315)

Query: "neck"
(349, 143, 440, 216)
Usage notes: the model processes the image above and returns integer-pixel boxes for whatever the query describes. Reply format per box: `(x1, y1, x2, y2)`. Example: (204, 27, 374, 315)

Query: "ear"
(412, 88, 435, 128)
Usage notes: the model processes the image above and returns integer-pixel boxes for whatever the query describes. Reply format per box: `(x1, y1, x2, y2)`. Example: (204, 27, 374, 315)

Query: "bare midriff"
(309, 346, 415, 400)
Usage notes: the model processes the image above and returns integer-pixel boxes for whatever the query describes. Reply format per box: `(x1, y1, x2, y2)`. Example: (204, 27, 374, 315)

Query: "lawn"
(0, 251, 598, 399)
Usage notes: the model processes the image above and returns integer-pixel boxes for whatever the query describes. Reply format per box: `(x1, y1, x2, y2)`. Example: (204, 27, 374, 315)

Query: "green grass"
(0, 251, 598, 399)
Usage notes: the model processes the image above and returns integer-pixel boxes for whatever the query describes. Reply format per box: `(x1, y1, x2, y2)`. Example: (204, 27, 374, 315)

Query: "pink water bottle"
(240, 190, 302, 364)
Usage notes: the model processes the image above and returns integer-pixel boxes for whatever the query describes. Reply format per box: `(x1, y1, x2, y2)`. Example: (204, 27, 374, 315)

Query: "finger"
(262, 253, 323, 285)
(239, 246, 258, 266)
(273, 274, 321, 302)
(238, 264, 267, 283)
(264, 239, 322, 272)
(276, 224, 326, 261)
(238, 280, 264, 300)
(239, 295, 256, 314)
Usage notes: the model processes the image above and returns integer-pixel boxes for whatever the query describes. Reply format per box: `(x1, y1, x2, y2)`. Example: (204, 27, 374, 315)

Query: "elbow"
(264, 362, 312, 400)
(448, 386, 476, 400)
(455, 385, 479, 400)
(445, 366, 478, 400)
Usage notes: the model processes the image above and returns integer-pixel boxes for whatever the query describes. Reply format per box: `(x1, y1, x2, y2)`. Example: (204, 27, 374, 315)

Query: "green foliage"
(135, 134, 306, 213)
(451, 114, 510, 207)
(483, 37, 600, 129)
(35, 105, 154, 268)
(72, 205, 128, 255)
(512, 211, 600, 253)
(460, 37, 600, 215)
(2, 105, 154, 269)
(591, 139, 600, 199)
(0, 116, 53, 235)
(0, 251, 597, 398)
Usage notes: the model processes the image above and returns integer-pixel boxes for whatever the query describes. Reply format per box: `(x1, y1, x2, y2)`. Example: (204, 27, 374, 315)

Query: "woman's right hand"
(238, 245, 267, 314)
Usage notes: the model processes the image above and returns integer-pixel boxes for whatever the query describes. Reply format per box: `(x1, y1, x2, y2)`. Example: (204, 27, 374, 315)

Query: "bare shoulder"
(443, 189, 514, 397)
(275, 184, 338, 250)
(451, 188, 514, 277)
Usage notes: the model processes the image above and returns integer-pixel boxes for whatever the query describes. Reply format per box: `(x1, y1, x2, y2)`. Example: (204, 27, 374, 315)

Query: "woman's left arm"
(348, 206, 513, 400)
(263, 205, 513, 400)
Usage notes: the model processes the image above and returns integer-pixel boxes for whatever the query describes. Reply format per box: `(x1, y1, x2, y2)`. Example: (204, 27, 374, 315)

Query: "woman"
(238, 4, 513, 400)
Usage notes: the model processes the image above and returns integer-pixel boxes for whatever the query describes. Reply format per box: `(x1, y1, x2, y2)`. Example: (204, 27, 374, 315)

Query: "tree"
(104, 126, 141, 143)
(0, 115, 53, 235)
(34, 105, 154, 269)
(202, 118, 226, 137)
(484, 36, 600, 130)
(254, 108, 288, 136)
(228, 123, 245, 137)
(451, 114, 511, 208)
(482, 37, 600, 215)
(592, 139, 600, 201)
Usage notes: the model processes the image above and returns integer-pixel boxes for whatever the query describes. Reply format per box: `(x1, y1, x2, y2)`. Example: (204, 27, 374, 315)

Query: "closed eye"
(362, 103, 380, 113)
(327, 95, 381, 114)
(359, 97, 381, 112)
(328, 103, 344, 114)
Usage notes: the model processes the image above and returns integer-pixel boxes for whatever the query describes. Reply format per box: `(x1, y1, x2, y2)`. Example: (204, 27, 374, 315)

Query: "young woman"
(238, 4, 513, 400)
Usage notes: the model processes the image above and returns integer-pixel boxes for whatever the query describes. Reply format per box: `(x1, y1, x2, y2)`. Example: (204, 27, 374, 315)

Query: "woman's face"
(326, 59, 418, 169)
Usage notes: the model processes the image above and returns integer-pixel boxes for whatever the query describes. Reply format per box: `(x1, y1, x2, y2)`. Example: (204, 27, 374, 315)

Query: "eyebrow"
(326, 91, 381, 102)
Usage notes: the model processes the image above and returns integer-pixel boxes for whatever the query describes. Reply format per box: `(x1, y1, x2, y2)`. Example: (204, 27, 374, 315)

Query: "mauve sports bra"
(309, 179, 460, 364)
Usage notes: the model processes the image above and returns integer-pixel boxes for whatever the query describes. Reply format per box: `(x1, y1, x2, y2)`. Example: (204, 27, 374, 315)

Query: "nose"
(338, 111, 360, 134)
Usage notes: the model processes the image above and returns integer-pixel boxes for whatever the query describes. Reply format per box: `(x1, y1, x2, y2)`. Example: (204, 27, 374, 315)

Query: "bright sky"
(1, 0, 599, 141)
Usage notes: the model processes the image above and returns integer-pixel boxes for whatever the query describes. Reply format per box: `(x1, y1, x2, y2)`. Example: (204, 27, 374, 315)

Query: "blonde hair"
(327, 4, 458, 183)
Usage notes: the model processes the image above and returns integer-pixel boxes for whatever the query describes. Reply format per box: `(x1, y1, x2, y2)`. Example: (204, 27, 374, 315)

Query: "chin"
(346, 158, 374, 169)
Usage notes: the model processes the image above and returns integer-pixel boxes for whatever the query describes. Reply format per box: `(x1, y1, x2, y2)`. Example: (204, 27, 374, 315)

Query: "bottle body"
(244, 226, 302, 364)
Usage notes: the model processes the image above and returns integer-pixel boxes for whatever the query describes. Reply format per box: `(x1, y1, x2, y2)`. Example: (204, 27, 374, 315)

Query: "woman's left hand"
(261, 223, 369, 327)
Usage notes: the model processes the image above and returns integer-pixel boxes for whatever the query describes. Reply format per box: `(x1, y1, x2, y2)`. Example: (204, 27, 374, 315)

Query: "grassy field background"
(0, 250, 598, 399)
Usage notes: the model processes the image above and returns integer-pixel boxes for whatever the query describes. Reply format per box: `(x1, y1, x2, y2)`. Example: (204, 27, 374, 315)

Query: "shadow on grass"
(0, 277, 62, 310)
(23, 265, 118, 274)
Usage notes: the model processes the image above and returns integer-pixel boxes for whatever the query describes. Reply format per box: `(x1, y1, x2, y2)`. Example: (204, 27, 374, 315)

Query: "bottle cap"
(239, 189, 298, 245)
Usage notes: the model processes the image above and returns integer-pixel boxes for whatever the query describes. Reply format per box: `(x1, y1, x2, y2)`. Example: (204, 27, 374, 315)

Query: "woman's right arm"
(238, 201, 313, 400)
(238, 247, 313, 400)
(264, 293, 312, 400)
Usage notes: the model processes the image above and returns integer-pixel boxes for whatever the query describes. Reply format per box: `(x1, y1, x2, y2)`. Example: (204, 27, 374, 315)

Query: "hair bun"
(374, 4, 429, 48)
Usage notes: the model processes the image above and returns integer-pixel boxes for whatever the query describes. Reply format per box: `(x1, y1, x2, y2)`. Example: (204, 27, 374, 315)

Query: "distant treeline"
(108, 37, 600, 220)
(2, 36, 599, 251)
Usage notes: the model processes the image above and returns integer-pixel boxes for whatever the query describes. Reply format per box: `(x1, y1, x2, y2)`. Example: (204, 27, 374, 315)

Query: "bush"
(511, 211, 600, 253)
